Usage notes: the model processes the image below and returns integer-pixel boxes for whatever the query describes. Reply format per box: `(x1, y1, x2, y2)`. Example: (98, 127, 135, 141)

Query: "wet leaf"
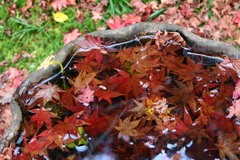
(214, 131, 240, 160)
(29, 108, 59, 131)
(114, 115, 143, 141)
(28, 82, 65, 107)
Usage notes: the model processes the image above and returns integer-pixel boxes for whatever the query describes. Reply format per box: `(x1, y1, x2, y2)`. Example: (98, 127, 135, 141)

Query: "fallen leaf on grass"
(106, 14, 141, 29)
(63, 29, 81, 44)
(233, 10, 240, 27)
(51, 0, 67, 11)
(0, 67, 28, 104)
(52, 12, 68, 22)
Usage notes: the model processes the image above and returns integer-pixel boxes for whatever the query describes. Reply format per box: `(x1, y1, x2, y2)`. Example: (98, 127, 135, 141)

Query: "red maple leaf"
(108, 69, 146, 98)
(106, 14, 141, 29)
(85, 49, 104, 66)
(94, 88, 123, 104)
(75, 35, 102, 49)
(54, 111, 88, 136)
(173, 117, 190, 135)
(37, 112, 88, 150)
(83, 108, 109, 137)
(233, 10, 240, 27)
(51, 0, 67, 11)
(28, 82, 65, 107)
(233, 79, 240, 100)
(20, 136, 47, 159)
(74, 35, 107, 66)
(38, 129, 64, 150)
(29, 108, 59, 131)
(63, 29, 82, 44)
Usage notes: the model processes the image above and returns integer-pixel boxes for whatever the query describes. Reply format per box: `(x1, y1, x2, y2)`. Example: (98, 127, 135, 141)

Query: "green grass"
(0, 2, 107, 74)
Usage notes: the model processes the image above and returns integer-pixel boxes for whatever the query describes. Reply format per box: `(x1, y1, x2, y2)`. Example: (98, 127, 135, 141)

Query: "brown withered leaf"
(128, 99, 147, 118)
(154, 30, 186, 49)
(168, 81, 196, 109)
(214, 131, 240, 160)
(114, 115, 143, 142)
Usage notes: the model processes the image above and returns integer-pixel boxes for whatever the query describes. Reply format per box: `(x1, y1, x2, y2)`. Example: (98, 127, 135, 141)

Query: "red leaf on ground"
(51, 0, 67, 11)
(0, 104, 12, 139)
(130, 0, 147, 15)
(106, 14, 141, 29)
(233, 10, 240, 27)
(63, 29, 81, 44)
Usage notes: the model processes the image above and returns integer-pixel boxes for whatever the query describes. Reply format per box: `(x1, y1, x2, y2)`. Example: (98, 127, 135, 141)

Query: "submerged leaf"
(29, 108, 59, 131)
(114, 115, 143, 141)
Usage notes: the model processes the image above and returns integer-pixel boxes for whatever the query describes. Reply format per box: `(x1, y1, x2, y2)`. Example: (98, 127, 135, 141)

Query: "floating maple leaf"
(53, 111, 88, 136)
(168, 81, 196, 109)
(114, 115, 143, 141)
(63, 29, 81, 44)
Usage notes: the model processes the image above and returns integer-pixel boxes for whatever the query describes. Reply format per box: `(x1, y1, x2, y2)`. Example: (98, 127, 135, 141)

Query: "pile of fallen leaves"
(0, 68, 28, 160)
(2, 0, 240, 46)
(2, 31, 240, 159)
(0, 68, 28, 138)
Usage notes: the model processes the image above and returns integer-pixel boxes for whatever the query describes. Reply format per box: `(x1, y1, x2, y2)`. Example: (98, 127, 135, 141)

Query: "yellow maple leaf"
(52, 12, 68, 22)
